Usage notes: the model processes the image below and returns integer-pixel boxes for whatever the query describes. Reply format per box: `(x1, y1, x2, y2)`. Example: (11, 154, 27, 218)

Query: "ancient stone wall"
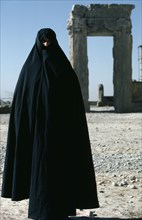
(132, 81, 142, 102)
(67, 4, 134, 112)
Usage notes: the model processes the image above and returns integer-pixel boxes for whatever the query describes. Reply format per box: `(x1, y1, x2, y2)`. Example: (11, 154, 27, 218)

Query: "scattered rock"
(112, 182, 119, 186)
(130, 175, 136, 180)
(89, 211, 97, 217)
(119, 180, 128, 186)
(99, 190, 104, 193)
(129, 185, 137, 189)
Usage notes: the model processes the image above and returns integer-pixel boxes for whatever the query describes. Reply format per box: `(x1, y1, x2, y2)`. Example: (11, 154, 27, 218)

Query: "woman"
(2, 28, 99, 220)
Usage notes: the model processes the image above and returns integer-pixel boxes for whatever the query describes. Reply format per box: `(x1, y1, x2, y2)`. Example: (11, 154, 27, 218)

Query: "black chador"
(2, 28, 99, 220)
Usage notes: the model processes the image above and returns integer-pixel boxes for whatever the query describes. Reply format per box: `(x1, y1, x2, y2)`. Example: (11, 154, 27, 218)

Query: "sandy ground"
(0, 107, 142, 219)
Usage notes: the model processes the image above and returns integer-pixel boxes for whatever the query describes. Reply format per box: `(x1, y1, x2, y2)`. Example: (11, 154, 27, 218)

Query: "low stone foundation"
(132, 81, 142, 102)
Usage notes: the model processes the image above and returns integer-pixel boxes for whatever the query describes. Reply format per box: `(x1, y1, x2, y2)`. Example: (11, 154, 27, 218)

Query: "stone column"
(70, 29, 89, 111)
(97, 84, 104, 106)
(67, 6, 89, 112)
(113, 30, 132, 112)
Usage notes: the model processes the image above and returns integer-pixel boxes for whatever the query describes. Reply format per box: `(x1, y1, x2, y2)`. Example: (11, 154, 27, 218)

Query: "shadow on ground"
(70, 218, 142, 220)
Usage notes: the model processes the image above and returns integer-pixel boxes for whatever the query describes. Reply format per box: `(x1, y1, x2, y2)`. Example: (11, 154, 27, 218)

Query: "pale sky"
(1, 0, 142, 100)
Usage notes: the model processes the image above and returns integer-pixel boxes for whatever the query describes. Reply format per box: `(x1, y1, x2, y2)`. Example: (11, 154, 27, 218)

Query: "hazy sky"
(1, 0, 142, 100)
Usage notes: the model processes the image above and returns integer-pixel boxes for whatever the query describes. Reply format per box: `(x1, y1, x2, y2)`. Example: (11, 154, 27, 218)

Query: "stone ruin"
(67, 4, 135, 112)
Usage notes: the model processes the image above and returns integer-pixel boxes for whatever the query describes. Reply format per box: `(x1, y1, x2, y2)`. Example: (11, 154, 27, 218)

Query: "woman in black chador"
(2, 28, 99, 220)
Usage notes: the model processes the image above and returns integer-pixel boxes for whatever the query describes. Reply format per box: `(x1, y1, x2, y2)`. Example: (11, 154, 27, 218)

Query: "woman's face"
(43, 38, 51, 47)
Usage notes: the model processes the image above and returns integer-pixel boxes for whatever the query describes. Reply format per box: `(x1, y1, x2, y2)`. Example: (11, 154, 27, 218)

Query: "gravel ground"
(0, 109, 142, 219)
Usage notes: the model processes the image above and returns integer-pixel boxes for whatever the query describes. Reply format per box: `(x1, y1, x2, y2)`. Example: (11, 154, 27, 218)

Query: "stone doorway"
(67, 4, 135, 112)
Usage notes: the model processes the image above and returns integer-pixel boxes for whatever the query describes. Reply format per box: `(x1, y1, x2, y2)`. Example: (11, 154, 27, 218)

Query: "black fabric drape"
(1, 28, 99, 219)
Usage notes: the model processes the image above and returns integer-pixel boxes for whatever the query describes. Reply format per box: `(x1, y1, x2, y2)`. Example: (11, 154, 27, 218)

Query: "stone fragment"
(99, 190, 105, 193)
(130, 175, 136, 180)
(112, 182, 119, 186)
(120, 180, 128, 186)
(129, 185, 137, 189)
(89, 211, 97, 217)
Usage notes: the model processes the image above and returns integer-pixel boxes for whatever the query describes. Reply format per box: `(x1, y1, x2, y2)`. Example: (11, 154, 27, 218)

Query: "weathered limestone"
(97, 84, 104, 106)
(67, 4, 134, 112)
(132, 81, 142, 102)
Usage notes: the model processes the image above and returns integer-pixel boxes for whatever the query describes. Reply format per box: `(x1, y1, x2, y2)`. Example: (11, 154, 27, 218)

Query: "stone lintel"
(71, 4, 135, 19)
(67, 4, 134, 35)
